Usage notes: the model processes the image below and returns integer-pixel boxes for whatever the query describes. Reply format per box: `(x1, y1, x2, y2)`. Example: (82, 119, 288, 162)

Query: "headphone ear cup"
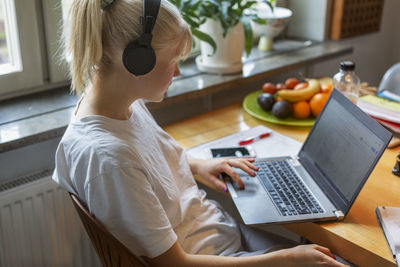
(122, 41, 156, 76)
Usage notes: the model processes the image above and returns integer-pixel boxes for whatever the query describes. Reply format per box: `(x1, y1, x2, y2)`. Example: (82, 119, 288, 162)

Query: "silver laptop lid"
(298, 89, 392, 215)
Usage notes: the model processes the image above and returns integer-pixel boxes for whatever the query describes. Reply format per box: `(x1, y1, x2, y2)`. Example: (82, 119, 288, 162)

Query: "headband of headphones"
(140, 0, 161, 44)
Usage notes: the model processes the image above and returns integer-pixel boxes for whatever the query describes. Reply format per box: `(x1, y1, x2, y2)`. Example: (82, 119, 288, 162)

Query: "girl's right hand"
(280, 244, 350, 267)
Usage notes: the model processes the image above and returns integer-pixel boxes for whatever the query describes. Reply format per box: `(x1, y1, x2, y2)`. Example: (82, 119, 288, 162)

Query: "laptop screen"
(301, 93, 386, 202)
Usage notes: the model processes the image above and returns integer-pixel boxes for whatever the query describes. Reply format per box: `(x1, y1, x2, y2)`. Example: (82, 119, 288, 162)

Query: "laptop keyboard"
(257, 160, 324, 216)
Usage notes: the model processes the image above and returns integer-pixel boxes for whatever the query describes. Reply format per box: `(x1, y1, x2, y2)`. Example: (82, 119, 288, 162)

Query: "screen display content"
(302, 98, 385, 202)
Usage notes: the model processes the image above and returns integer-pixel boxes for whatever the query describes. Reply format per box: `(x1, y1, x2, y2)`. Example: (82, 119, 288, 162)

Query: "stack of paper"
(378, 90, 400, 103)
(358, 95, 400, 137)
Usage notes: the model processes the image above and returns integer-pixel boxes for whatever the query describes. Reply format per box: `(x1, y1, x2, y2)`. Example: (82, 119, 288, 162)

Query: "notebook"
(376, 206, 400, 267)
(228, 89, 392, 225)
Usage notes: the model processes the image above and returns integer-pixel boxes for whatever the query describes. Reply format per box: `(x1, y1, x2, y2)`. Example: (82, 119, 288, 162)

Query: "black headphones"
(122, 0, 161, 76)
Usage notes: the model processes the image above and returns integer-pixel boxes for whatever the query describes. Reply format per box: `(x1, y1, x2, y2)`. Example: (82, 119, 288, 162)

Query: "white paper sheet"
(185, 125, 303, 159)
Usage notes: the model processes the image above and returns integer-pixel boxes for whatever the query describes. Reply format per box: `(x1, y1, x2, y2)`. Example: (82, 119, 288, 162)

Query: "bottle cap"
(340, 61, 355, 71)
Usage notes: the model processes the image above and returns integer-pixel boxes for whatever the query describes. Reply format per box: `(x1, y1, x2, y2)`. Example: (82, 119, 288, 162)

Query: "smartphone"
(210, 146, 256, 158)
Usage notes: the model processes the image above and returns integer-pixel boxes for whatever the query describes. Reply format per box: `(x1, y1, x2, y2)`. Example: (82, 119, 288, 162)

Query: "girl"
(53, 0, 349, 266)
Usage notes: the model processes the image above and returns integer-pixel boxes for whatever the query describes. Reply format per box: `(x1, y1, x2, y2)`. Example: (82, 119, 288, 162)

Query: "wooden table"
(163, 103, 400, 267)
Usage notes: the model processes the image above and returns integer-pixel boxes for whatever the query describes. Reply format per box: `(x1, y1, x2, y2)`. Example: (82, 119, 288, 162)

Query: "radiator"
(0, 170, 100, 267)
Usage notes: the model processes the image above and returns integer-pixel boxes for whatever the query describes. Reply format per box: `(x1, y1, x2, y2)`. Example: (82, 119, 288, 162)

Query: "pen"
(239, 132, 271, 146)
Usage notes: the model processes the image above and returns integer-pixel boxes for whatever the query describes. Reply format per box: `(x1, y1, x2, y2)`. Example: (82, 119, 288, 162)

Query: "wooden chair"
(69, 193, 147, 267)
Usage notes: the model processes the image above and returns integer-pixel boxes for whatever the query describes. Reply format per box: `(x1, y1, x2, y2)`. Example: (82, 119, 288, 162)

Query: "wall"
(281, 0, 400, 86)
(286, 0, 332, 41)
(311, 0, 400, 86)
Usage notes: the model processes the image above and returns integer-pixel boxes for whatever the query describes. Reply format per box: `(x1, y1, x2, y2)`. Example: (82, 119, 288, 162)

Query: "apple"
(294, 82, 308, 90)
(285, 78, 299, 90)
(262, 82, 277, 94)
(276, 83, 286, 90)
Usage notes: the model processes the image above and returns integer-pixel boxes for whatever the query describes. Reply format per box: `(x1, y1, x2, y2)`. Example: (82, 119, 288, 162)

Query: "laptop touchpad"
(231, 176, 259, 196)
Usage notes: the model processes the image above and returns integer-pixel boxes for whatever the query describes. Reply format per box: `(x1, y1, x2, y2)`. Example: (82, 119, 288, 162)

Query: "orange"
(310, 93, 330, 117)
(321, 84, 333, 94)
(292, 101, 311, 119)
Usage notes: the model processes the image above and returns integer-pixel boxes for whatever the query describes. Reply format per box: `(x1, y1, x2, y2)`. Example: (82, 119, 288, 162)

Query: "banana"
(318, 77, 333, 87)
(278, 79, 321, 102)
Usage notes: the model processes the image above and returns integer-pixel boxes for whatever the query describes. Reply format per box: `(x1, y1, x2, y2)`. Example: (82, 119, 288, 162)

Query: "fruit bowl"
(243, 91, 315, 126)
(248, 4, 293, 51)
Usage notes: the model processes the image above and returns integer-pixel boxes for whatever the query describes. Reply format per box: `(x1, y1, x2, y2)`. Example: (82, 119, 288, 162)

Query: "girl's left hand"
(188, 157, 259, 193)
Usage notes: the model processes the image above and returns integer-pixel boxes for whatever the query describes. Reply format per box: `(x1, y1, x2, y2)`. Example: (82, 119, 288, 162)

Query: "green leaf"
(241, 17, 253, 57)
(242, 1, 258, 10)
(184, 9, 200, 18)
(221, 2, 230, 23)
(191, 27, 217, 55)
(178, 0, 184, 10)
(182, 0, 200, 11)
(191, 0, 202, 10)
(206, 0, 220, 7)
(252, 17, 267, 25)
(182, 15, 200, 28)
(188, 0, 201, 7)
(262, 0, 274, 12)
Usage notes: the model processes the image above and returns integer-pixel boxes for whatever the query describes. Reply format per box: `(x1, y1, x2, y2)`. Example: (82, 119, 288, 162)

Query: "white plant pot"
(196, 19, 244, 74)
(249, 6, 292, 51)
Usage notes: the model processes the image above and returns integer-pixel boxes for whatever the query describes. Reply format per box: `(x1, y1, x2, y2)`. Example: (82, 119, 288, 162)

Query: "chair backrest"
(69, 193, 147, 267)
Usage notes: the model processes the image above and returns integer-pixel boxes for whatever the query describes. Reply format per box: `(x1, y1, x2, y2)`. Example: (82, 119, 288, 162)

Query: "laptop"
(227, 89, 392, 225)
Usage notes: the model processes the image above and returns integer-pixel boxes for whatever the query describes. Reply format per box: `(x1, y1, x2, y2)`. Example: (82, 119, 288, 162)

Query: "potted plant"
(170, 0, 275, 74)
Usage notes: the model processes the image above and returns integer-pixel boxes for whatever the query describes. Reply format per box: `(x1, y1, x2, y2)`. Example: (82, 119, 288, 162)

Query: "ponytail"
(64, 0, 103, 95)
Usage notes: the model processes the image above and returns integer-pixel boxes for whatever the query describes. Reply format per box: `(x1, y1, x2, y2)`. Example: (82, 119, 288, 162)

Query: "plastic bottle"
(333, 61, 360, 103)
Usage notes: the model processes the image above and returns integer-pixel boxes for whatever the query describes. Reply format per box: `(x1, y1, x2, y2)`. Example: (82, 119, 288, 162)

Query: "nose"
(173, 62, 180, 77)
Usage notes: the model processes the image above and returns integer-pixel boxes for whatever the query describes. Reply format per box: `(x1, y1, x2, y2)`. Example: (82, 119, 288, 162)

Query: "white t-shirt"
(52, 99, 241, 258)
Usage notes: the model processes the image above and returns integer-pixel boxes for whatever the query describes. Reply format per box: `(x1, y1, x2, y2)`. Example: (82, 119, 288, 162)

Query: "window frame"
(0, 0, 21, 75)
(0, 0, 68, 100)
(0, 0, 45, 99)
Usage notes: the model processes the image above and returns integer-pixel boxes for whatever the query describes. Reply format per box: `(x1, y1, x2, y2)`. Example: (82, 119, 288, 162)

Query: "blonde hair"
(63, 0, 192, 95)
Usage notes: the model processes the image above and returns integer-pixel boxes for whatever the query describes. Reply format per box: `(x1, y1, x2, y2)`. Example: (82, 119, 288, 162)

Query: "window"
(0, 0, 21, 75)
(0, 0, 68, 100)
(0, 6, 7, 64)
(0, 0, 203, 101)
(0, 0, 21, 74)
